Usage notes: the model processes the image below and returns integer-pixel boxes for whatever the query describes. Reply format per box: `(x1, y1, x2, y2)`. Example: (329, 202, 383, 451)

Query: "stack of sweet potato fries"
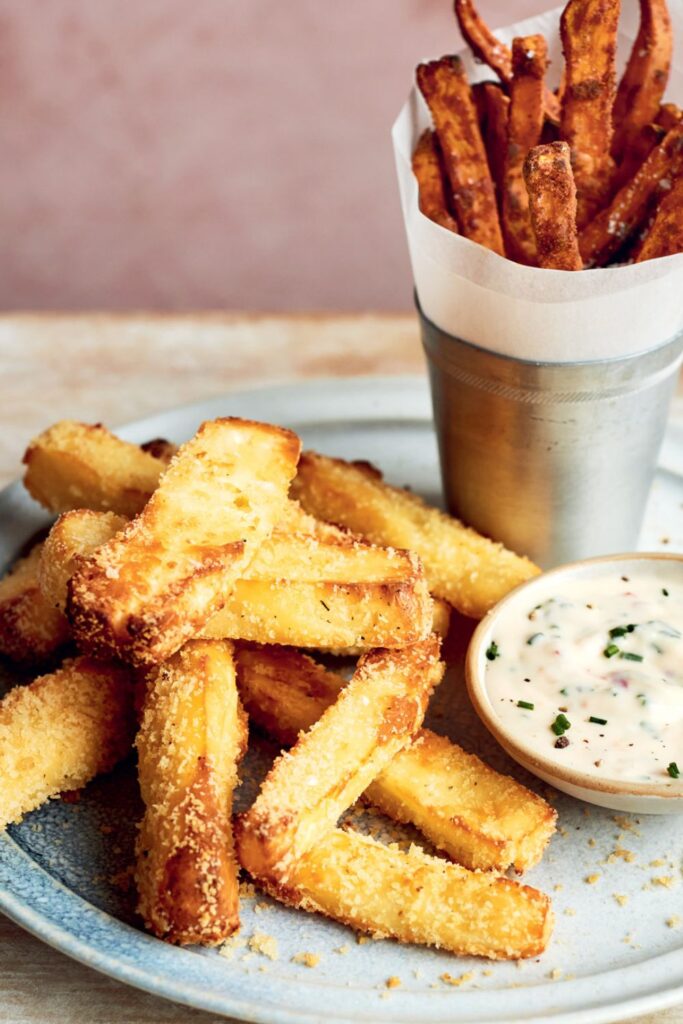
(413, 0, 682, 268)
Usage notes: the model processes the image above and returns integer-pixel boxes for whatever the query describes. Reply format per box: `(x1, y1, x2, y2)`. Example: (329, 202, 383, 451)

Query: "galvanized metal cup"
(418, 297, 683, 568)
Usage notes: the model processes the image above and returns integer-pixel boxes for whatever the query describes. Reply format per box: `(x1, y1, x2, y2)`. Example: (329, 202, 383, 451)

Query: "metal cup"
(418, 297, 683, 568)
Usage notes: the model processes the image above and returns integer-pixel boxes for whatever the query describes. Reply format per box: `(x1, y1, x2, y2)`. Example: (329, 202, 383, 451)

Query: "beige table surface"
(0, 313, 680, 1024)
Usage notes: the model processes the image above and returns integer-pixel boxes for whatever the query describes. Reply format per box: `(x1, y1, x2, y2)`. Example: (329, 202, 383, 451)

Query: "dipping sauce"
(483, 564, 683, 784)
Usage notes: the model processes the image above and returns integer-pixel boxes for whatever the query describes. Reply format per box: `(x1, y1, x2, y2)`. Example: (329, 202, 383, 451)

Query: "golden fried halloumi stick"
(523, 142, 583, 270)
(136, 640, 246, 945)
(42, 509, 433, 649)
(560, 0, 619, 227)
(579, 124, 683, 267)
(235, 637, 443, 882)
(0, 656, 134, 829)
(291, 452, 539, 619)
(412, 130, 460, 233)
(23, 421, 168, 516)
(236, 645, 555, 873)
(68, 418, 301, 666)
(0, 544, 70, 664)
(612, 0, 673, 161)
(453, 0, 560, 124)
(636, 174, 683, 261)
(502, 36, 548, 265)
(258, 828, 553, 960)
(417, 56, 504, 254)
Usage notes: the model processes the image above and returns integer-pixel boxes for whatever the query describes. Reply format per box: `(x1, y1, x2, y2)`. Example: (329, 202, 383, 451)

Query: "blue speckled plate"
(1, 376, 683, 1024)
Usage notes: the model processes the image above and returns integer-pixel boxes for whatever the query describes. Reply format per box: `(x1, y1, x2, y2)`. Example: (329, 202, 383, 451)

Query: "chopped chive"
(551, 713, 571, 736)
(486, 641, 500, 661)
(636, 693, 647, 706)
(589, 716, 608, 725)
(667, 762, 680, 779)
(662, 588, 669, 597)
(527, 632, 544, 645)
(604, 644, 620, 658)
(619, 651, 643, 662)
(560, 687, 569, 696)
(517, 700, 535, 710)
(609, 624, 636, 639)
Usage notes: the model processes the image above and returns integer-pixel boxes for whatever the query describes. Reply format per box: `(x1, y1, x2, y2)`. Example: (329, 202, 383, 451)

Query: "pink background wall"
(0, 1, 549, 311)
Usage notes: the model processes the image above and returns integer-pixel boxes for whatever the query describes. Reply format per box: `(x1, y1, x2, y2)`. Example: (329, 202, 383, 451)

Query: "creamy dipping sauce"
(484, 564, 683, 784)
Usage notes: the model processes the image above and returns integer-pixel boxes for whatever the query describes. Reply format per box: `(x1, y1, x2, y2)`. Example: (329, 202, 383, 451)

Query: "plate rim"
(1, 374, 682, 1024)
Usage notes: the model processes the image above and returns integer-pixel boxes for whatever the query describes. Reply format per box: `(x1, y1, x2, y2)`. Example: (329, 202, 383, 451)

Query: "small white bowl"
(466, 552, 683, 814)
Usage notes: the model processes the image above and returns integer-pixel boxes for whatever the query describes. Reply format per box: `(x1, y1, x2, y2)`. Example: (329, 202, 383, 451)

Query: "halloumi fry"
(68, 418, 301, 666)
(42, 509, 432, 650)
(523, 142, 583, 270)
(636, 174, 683, 261)
(0, 656, 134, 829)
(258, 828, 553, 960)
(612, 0, 673, 161)
(139, 437, 178, 464)
(502, 36, 548, 265)
(291, 452, 539, 619)
(417, 57, 504, 254)
(316, 596, 451, 657)
(412, 130, 460, 233)
(579, 124, 683, 266)
(236, 645, 555, 873)
(136, 640, 246, 945)
(560, 0, 619, 227)
(23, 421, 168, 516)
(473, 82, 510, 210)
(453, 0, 560, 124)
(235, 636, 443, 882)
(0, 544, 70, 664)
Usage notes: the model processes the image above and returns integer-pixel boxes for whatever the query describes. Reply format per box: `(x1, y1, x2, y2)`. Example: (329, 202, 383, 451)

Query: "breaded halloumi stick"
(68, 418, 301, 666)
(291, 452, 539, 619)
(136, 640, 246, 945)
(0, 544, 70, 664)
(42, 509, 433, 650)
(23, 421, 168, 517)
(0, 656, 134, 829)
(236, 645, 555, 873)
(235, 637, 443, 882)
(261, 828, 553, 960)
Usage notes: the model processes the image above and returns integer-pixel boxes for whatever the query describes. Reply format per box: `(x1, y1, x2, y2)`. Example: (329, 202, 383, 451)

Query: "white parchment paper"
(392, 4, 683, 362)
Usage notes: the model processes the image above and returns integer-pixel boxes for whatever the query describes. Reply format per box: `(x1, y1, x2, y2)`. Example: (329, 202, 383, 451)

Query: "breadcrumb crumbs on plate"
(292, 952, 321, 968)
(549, 968, 563, 980)
(585, 873, 601, 884)
(612, 815, 640, 834)
(607, 847, 636, 863)
(248, 933, 279, 961)
(239, 880, 258, 900)
(336, 945, 350, 955)
(613, 893, 629, 906)
(588, 838, 597, 848)
(564, 908, 577, 916)
(482, 969, 493, 977)
(650, 858, 667, 867)
(357, 934, 371, 945)
(667, 916, 681, 929)
(553, 884, 563, 892)
(652, 875, 677, 888)
(386, 976, 402, 989)
(440, 971, 473, 987)
(218, 935, 245, 961)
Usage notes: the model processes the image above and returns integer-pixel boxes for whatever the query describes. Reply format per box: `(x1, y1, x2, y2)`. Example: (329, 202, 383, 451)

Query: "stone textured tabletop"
(0, 313, 679, 1024)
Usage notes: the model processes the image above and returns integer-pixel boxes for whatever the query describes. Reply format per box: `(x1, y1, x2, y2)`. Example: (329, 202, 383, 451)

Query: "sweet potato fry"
(524, 142, 583, 270)
(0, 544, 70, 664)
(502, 36, 548, 264)
(560, 0, 619, 227)
(68, 418, 301, 666)
(473, 82, 510, 209)
(453, 0, 560, 123)
(23, 421, 168, 517)
(257, 828, 553, 960)
(656, 102, 683, 131)
(612, 0, 673, 161)
(636, 174, 683, 261)
(43, 508, 432, 650)
(236, 644, 556, 873)
(0, 656, 134, 829)
(235, 637, 443, 882)
(136, 640, 246, 945)
(417, 56, 504, 254)
(412, 130, 460, 233)
(291, 451, 539, 619)
(579, 124, 683, 266)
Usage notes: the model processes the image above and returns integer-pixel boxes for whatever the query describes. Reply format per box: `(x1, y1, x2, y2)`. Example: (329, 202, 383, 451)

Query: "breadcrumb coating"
(0, 656, 135, 829)
(0, 543, 71, 664)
